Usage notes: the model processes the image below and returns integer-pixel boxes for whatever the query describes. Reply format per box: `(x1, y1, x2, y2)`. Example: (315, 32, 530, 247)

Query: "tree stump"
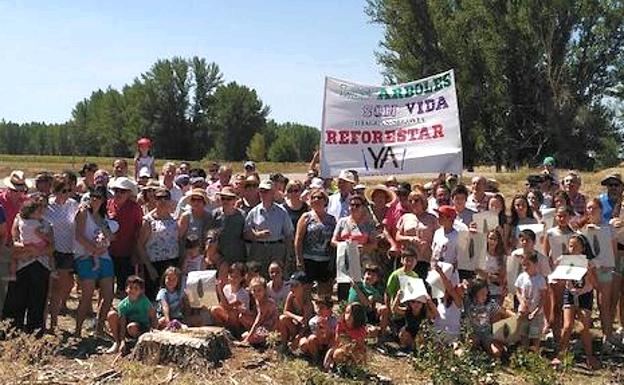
(131, 326, 232, 368)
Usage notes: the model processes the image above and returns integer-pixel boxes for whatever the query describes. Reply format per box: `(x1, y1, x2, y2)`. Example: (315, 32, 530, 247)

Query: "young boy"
(431, 205, 460, 269)
(512, 229, 552, 279)
(300, 295, 337, 362)
(515, 253, 547, 352)
(349, 264, 390, 335)
(106, 275, 157, 354)
(181, 235, 205, 288)
(386, 247, 420, 305)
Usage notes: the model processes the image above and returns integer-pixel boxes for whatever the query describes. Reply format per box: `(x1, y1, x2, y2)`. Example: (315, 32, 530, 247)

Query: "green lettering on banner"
(376, 71, 452, 100)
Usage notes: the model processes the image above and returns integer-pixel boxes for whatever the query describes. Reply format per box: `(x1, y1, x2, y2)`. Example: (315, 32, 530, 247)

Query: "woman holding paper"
(580, 198, 619, 353)
(395, 191, 438, 279)
(331, 195, 378, 300)
(507, 195, 538, 250)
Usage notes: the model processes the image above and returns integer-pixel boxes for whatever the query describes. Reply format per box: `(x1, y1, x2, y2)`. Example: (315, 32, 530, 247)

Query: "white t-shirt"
(514, 272, 547, 313)
(431, 227, 460, 267)
(44, 197, 79, 254)
(223, 284, 250, 311)
(267, 280, 291, 308)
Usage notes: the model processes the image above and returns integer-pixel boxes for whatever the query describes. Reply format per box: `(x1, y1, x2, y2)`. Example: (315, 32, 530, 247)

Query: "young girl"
(267, 261, 291, 309)
(551, 234, 600, 370)
(323, 302, 367, 370)
(241, 277, 278, 345)
(156, 267, 185, 329)
(300, 295, 337, 362)
(134, 137, 156, 180)
(543, 206, 574, 343)
(477, 229, 507, 304)
(210, 263, 250, 333)
(181, 235, 204, 287)
(467, 279, 513, 358)
(432, 262, 464, 344)
(391, 290, 437, 351)
(507, 195, 538, 250)
(13, 197, 55, 280)
(278, 272, 314, 347)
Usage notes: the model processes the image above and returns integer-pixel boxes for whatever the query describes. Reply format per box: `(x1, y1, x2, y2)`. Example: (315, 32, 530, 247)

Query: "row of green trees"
(367, 0, 624, 170)
(0, 56, 319, 163)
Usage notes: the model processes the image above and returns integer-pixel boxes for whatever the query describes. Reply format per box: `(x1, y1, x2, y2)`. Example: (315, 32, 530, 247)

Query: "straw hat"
(3, 170, 27, 191)
(365, 184, 396, 204)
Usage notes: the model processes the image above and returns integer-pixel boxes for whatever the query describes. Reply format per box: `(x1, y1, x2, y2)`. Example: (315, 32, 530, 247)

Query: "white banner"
(320, 70, 462, 177)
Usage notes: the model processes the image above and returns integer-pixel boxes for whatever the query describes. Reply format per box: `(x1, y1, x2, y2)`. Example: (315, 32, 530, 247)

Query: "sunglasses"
(287, 189, 300, 193)
(190, 197, 204, 202)
(220, 196, 236, 201)
(155, 195, 170, 201)
(350, 203, 363, 208)
(607, 183, 621, 188)
(311, 195, 325, 202)
(113, 189, 129, 194)
(245, 184, 258, 189)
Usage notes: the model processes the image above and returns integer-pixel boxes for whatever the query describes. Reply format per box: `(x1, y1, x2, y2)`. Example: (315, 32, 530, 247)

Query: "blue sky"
(0, 0, 384, 128)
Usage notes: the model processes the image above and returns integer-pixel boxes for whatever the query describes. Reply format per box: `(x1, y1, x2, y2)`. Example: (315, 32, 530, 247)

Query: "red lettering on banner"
(361, 131, 371, 144)
(339, 131, 350, 144)
(350, 131, 361, 144)
(419, 127, 431, 140)
(396, 129, 407, 142)
(326, 130, 337, 144)
(384, 130, 396, 143)
(372, 131, 383, 144)
(432, 124, 444, 138)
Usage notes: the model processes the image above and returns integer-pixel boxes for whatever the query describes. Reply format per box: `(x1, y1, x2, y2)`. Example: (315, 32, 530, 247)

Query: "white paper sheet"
(185, 270, 217, 309)
(399, 275, 428, 303)
(549, 254, 588, 281)
(426, 262, 454, 299)
(473, 211, 499, 234)
(492, 316, 520, 344)
(336, 241, 362, 283)
(582, 225, 615, 268)
(506, 251, 522, 295)
(541, 208, 556, 230)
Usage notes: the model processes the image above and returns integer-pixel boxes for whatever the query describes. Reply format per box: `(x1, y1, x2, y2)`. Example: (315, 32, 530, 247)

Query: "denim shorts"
(74, 256, 115, 281)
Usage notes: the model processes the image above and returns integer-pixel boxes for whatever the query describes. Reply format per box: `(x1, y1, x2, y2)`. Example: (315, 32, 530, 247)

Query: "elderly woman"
(395, 191, 438, 278)
(138, 188, 180, 300)
(44, 174, 79, 330)
(178, 188, 214, 255)
(331, 194, 378, 300)
(295, 189, 336, 295)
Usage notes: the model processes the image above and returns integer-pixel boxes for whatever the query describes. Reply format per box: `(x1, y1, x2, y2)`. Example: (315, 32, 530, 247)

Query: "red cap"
(436, 205, 457, 220)
(137, 137, 152, 146)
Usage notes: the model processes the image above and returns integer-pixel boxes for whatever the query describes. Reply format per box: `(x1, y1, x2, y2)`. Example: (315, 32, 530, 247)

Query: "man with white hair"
(562, 171, 586, 215)
(160, 162, 183, 203)
(466, 176, 491, 212)
(327, 170, 356, 221)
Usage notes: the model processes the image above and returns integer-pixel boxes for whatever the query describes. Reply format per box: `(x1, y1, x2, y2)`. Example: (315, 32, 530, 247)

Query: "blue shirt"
(599, 193, 616, 223)
(327, 192, 350, 221)
(245, 202, 294, 242)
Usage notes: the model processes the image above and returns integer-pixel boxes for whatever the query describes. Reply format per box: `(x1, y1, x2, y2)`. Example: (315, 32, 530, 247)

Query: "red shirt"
(107, 199, 142, 258)
(335, 319, 367, 343)
(0, 189, 25, 245)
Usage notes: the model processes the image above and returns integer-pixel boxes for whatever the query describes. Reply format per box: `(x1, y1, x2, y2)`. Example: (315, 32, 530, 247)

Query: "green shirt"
(117, 294, 153, 328)
(348, 282, 383, 307)
(386, 268, 420, 302)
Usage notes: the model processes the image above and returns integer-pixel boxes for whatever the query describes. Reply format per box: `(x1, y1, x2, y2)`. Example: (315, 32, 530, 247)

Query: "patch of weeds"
(510, 350, 561, 385)
(411, 323, 498, 385)
(0, 322, 61, 365)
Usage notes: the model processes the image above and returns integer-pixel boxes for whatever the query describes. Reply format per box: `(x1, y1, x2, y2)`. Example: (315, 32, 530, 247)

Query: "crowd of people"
(0, 141, 623, 371)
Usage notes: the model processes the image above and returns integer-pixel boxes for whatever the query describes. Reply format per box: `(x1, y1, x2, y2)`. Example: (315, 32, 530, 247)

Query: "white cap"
(309, 177, 324, 189)
(138, 167, 151, 178)
(338, 169, 356, 184)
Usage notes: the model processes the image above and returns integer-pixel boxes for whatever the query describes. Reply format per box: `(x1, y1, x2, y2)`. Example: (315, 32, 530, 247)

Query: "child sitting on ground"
(267, 261, 291, 309)
(300, 295, 337, 362)
(106, 275, 157, 354)
(515, 253, 547, 352)
(391, 289, 437, 351)
(245, 261, 262, 286)
(210, 262, 250, 333)
(467, 279, 513, 358)
(156, 267, 185, 329)
(241, 276, 278, 346)
(348, 264, 390, 337)
(324, 302, 367, 370)
(278, 271, 314, 348)
(385, 247, 420, 305)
